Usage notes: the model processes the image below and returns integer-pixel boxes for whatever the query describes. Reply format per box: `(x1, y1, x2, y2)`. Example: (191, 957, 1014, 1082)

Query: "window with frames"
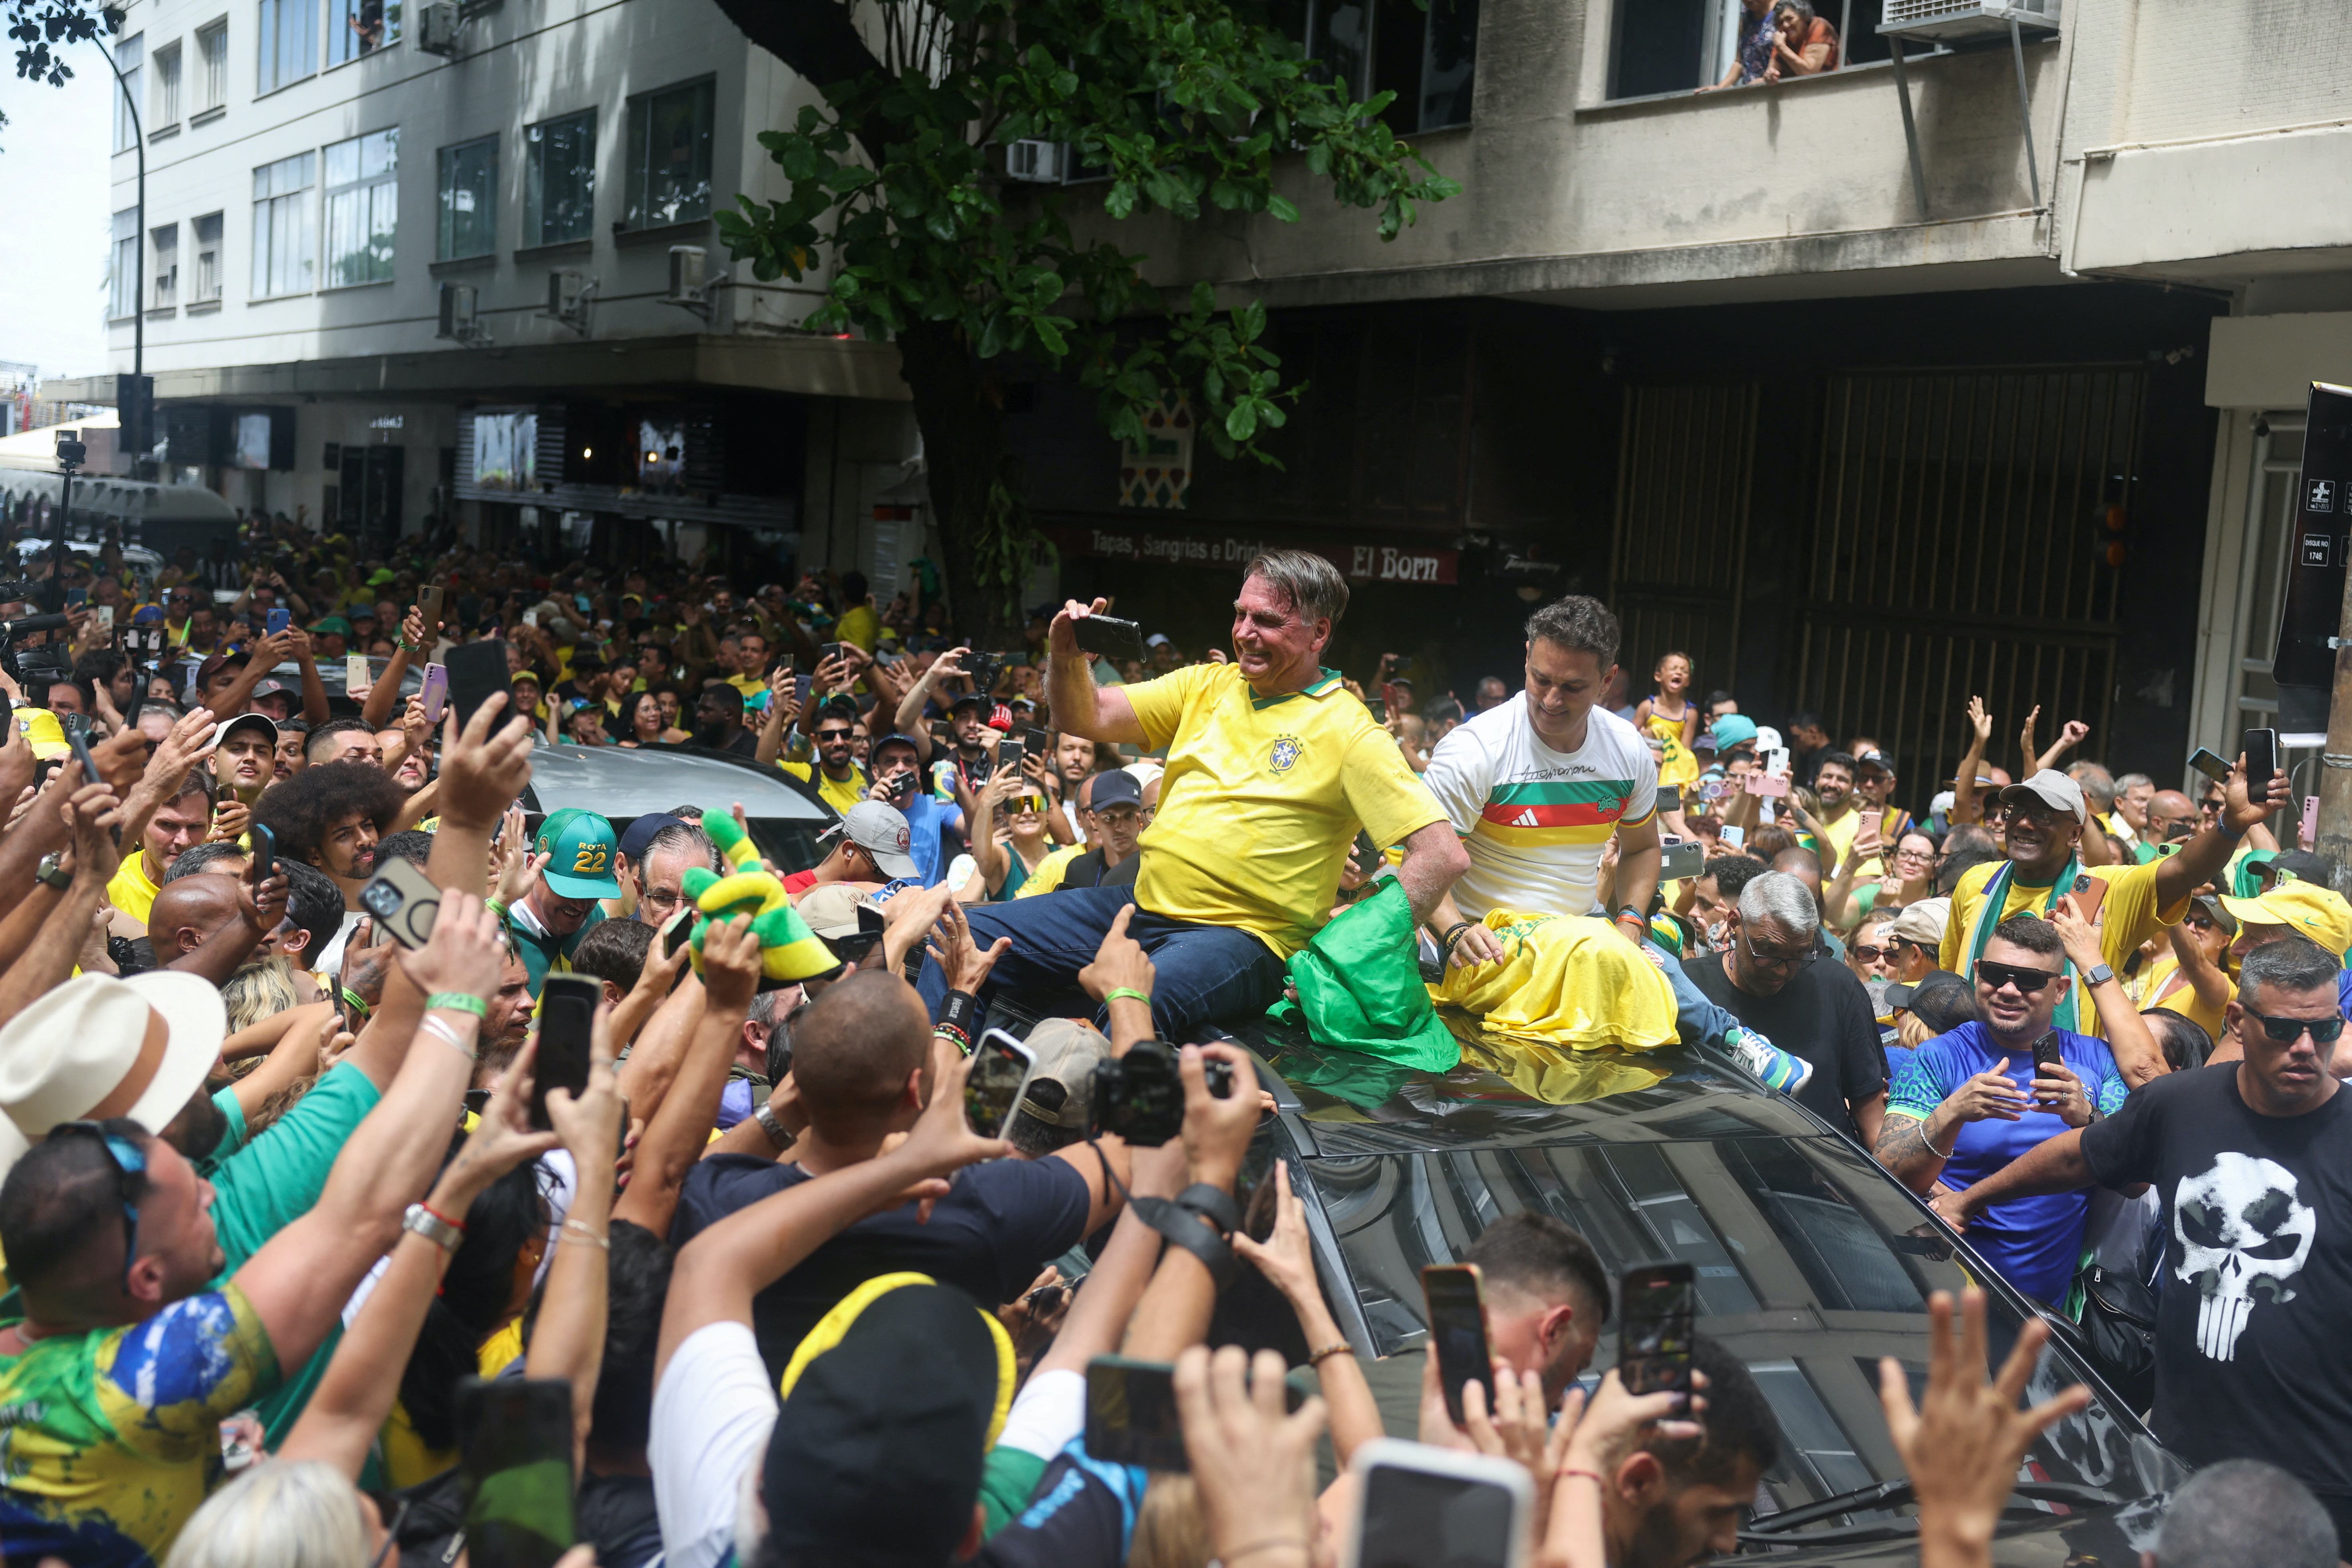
(623, 77, 713, 228)
(152, 41, 181, 127)
(193, 212, 224, 302)
(438, 135, 496, 259)
(197, 20, 228, 111)
(525, 109, 596, 246)
(151, 224, 179, 307)
(258, 0, 315, 93)
(1279, 0, 1477, 132)
(113, 34, 144, 150)
(330, 0, 399, 64)
(324, 127, 398, 285)
(252, 151, 317, 296)
(110, 209, 139, 318)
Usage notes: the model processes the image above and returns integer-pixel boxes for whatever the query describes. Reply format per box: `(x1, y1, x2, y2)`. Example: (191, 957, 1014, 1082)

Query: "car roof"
(522, 740, 835, 824)
(1223, 1009, 1824, 1157)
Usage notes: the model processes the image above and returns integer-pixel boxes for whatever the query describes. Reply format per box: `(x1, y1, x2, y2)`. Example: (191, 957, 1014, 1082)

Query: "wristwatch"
(2083, 962, 2116, 988)
(33, 853, 70, 892)
(754, 1099, 794, 1148)
(401, 1202, 465, 1253)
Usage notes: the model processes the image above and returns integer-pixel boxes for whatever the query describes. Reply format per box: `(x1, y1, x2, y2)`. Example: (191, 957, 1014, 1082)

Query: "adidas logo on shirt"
(1512, 808, 1540, 827)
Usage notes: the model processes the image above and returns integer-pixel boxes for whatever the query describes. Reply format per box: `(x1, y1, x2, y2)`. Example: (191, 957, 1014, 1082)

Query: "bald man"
(145, 871, 289, 988)
(2142, 789, 2198, 860)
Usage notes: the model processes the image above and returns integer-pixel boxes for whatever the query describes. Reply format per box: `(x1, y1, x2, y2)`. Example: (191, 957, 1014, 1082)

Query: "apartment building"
(62, 0, 920, 576)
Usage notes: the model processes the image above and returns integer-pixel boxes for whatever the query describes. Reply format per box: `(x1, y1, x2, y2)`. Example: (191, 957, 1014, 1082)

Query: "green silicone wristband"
(1103, 988, 1153, 1008)
(425, 992, 489, 1017)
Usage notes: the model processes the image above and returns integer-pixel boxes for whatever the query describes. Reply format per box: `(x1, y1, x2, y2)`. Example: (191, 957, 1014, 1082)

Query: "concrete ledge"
(44, 331, 909, 405)
(2069, 122, 2352, 280)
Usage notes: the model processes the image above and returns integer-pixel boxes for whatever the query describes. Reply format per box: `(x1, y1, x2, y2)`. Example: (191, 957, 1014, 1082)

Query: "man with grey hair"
(918, 549, 1469, 1041)
(1685, 870, 1889, 1141)
(1941, 935, 2352, 1553)
(2147, 1460, 2338, 1568)
(2113, 769, 2154, 853)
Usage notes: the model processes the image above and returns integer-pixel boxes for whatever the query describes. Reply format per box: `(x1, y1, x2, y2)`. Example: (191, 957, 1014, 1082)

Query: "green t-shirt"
(206, 1062, 382, 1445)
(979, 1444, 1052, 1537)
(198, 1084, 249, 1175)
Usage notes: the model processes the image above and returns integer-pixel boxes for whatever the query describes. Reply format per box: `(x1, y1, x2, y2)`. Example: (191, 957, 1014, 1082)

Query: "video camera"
(1085, 1039, 1236, 1147)
(0, 613, 75, 691)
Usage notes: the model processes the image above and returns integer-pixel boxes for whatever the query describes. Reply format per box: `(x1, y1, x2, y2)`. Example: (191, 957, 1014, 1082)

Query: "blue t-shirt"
(1888, 1020, 2129, 1304)
(898, 792, 958, 887)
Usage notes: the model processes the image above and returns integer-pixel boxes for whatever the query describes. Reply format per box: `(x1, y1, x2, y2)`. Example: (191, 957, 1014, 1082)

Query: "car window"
(1304, 1131, 2188, 1542)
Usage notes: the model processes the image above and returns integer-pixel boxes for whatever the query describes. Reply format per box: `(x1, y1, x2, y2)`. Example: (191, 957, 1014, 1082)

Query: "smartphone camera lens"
(360, 881, 402, 920)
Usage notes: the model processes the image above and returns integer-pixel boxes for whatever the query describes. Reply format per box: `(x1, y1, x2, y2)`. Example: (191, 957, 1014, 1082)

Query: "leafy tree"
(710, 0, 1459, 638)
(8, 0, 109, 85)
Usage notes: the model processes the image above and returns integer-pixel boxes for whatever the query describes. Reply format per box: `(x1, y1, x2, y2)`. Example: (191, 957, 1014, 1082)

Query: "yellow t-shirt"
(1016, 844, 1086, 899)
(781, 760, 869, 817)
(1125, 664, 1447, 956)
(106, 852, 163, 929)
(1642, 708, 1699, 788)
(837, 602, 881, 652)
(2130, 953, 2227, 1041)
(1939, 857, 2187, 1038)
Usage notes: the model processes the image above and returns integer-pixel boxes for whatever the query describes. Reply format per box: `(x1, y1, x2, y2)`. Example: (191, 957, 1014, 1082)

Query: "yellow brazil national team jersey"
(105, 853, 163, 931)
(0, 1283, 280, 1563)
(1938, 856, 2187, 1039)
(1125, 663, 1447, 957)
(781, 760, 869, 818)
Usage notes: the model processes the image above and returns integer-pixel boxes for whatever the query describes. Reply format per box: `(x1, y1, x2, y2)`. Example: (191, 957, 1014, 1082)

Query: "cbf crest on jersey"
(1268, 735, 1304, 775)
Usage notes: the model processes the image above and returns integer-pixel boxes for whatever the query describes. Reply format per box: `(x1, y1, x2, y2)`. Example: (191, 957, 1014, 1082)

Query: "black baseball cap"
(1885, 970, 1976, 1035)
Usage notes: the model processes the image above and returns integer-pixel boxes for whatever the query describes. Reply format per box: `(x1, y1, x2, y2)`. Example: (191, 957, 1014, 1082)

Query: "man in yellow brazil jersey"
(914, 550, 1470, 1042)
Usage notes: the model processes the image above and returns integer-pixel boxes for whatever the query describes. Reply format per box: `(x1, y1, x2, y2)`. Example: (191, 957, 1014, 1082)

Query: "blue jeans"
(916, 885, 1289, 1043)
(1656, 940, 1742, 1046)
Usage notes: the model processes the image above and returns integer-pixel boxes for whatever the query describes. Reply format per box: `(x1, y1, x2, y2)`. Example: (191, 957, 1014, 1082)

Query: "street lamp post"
(96, 34, 147, 488)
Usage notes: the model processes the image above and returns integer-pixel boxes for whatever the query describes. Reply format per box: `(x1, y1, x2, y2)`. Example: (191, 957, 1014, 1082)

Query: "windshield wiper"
(1743, 1478, 2125, 1539)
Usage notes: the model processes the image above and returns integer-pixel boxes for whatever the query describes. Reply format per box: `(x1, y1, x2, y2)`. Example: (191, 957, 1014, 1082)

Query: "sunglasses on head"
(2241, 1006, 2346, 1045)
(1977, 959, 2061, 996)
(49, 1120, 146, 1291)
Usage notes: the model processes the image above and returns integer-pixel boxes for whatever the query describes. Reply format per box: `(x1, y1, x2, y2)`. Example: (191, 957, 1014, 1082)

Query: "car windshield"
(1306, 1126, 2186, 1550)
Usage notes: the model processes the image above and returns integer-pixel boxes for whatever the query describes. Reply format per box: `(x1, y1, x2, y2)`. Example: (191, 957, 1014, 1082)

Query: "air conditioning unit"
(1879, 0, 2058, 42)
(663, 245, 720, 319)
(1005, 140, 1069, 183)
(543, 269, 596, 335)
(414, 0, 461, 56)
(435, 281, 488, 344)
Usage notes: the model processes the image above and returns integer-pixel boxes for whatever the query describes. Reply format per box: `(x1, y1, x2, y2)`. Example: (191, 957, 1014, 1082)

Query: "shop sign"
(1055, 525, 1457, 586)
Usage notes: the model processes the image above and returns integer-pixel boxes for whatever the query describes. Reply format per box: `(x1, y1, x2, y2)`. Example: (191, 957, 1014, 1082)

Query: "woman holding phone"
(960, 771, 1056, 902)
(617, 689, 690, 748)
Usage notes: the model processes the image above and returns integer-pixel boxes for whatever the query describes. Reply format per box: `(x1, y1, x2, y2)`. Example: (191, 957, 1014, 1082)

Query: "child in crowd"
(1636, 650, 1701, 791)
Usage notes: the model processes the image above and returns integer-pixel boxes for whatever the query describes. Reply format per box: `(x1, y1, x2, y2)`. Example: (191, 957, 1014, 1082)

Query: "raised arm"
(1121, 1043, 1265, 1361)
(1045, 600, 1148, 748)
(1235, 1161, 1382, 1469)
(2051, 897, 2167, 1088)
(275, 1040, 560, 1477)
(232, 893, 511, 1375)
(164, 862, 289, 987)
(227, 1006, 340, 1123)
(753, 667, 800, 766)
(288, 626, 331, 726)
(893, 648, 964, 764)
(1953, 698, 1992, 826)
(360, 608, 429, 730)
(526, 1000, 625, 1469)
(611, 917, 759, 1239)
(0, 782, 122, 1033)
(2158, 754, 2289, 909)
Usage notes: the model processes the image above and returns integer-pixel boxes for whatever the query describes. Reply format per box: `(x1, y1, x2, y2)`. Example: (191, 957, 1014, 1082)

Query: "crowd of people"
(0, 509, 2337, 1568)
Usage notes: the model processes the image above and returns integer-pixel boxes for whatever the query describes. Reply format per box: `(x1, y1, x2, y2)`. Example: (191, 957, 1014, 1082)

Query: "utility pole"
(97, 35, 150, 476)
(2301, 386, 2352, 892)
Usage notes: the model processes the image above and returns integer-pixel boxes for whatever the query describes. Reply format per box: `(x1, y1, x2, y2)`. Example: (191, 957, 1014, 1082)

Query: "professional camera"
(1086, 1039, 1235, 1147)
(0, 613, 74, 692)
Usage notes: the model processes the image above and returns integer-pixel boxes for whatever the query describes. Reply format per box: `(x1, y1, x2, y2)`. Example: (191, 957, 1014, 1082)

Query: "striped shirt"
(1422, 694, 1657, 918)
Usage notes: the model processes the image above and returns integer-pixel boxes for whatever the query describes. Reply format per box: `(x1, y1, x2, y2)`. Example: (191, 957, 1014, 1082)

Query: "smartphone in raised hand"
(2243, 726, 2280, 800)
(1618, 1260, 1696, 1399)
(965, 1028, 1037, 1139)
(529, 976, 598, 1132)
(419, 662, 450, 724)
(2187, 747, 2231, 786)
(454, 1377, 576, 1568)
(1084, 1355, 1190, 1472)
(1073, 614, 1145, 664)
(1422, 1263, 1494, 1428)
(1347, 1440, 1533, 1568)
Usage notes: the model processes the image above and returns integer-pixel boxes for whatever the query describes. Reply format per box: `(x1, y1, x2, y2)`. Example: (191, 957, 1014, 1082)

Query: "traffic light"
(117, 373, 155, 461)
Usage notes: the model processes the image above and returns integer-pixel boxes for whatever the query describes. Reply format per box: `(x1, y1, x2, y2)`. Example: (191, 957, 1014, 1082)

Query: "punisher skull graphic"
(2173, 1153, 2315, 1361)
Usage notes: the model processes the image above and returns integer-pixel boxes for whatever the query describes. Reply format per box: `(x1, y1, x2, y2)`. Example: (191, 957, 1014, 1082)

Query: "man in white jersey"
(1422, 596, 1811, 1093)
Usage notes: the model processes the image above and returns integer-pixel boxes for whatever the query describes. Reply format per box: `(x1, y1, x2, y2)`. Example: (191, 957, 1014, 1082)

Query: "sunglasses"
(2240, 1007, 2346, 1045)
(1976, 960, 2062, 996)
(50, 1120, 146, 1291)
(1849, 944, 1889, 963)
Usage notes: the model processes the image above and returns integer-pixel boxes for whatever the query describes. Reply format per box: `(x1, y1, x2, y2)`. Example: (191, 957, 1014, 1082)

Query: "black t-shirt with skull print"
(2081, 1063, 2352, 1500)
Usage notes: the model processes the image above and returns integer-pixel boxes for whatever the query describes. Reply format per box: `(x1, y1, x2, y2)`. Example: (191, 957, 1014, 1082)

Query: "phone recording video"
(1422, 1263, 1494, 1428)
(1349, 1440, 1533, 1568)
(1072, 614, 1145, 664)
(1617, 1260, 1696, 1399)
(529, 976, 598, 1132)
(965, 1028, 1037, 1140)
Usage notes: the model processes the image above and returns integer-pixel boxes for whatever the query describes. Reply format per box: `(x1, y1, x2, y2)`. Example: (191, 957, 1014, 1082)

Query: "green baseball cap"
(536, 808, 621, 899)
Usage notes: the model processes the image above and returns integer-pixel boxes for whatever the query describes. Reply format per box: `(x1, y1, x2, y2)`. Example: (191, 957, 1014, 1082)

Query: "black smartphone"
(1023, 724, 1052, 755)
(248, 820, 275, 886)
(419, 584, 446, 636)
(887, 770, 918, 803)
(1422, 1263, 1494, 1427)
(820, 641, 847, 667)
(454, 1377, 575, 1568)
(1086, 1355, 1190, 1471)
(1658, 837, 1704, 881)
(2244, 726, 2280, 800)
(1073, 614, 1145, 664)
(1352, 1444, 1532, 1568)
(1618, 1260, 1697, 1399)
(445, 638, 519, 736)
(966, 1028, 1038, 1140)
(2187, 747, 2232, 787)
(661, 909, 696, 958)
(997, 737, 1027, 770)
(2032, 1033, 2066, 1078)
(964, 651, 1001, 695)
(1659, 784, 1683, 814)
(529, 975, 599, 1131)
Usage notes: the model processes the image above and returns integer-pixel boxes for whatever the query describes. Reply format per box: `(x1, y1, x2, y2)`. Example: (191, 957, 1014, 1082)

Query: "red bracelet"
(1558, 1467, 1605, 1487)
(421, 1202, 467, 1236)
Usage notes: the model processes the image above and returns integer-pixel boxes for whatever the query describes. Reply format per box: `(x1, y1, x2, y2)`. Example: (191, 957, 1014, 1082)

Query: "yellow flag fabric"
(1430, 910, 1680, 1051)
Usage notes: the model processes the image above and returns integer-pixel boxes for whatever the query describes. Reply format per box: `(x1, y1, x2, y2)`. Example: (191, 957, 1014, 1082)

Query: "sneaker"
(1724, 1026, 1813, 1096)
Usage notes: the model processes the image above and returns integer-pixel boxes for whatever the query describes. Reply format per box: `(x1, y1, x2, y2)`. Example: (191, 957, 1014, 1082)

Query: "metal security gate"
(1609, 382, 1759, 695)
(1794, 367, 2142, 808)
